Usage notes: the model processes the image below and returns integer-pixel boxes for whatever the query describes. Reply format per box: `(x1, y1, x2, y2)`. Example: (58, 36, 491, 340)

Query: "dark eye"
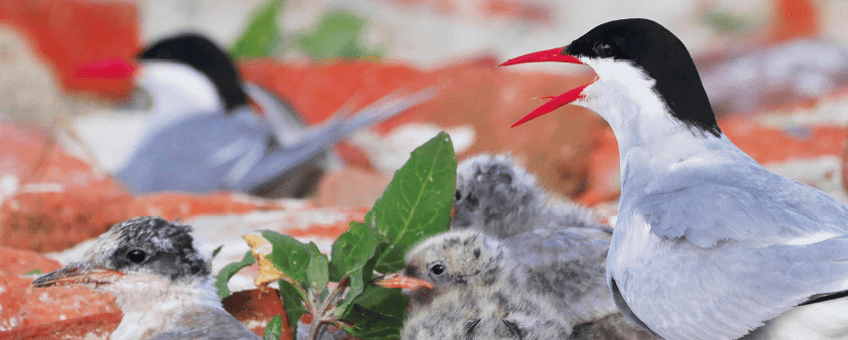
(594, 43, 612, 57)
(454, 190, 462, 201)
(127, 249, 146, 263)
(428, 262, 445, 277)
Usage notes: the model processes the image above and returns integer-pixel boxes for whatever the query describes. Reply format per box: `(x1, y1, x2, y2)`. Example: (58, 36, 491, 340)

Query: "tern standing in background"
(502, 18, 848, 340)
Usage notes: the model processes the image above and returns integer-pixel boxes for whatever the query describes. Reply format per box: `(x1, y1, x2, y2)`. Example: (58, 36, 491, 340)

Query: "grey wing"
(502, 228, 617, 325)
(630, 235, 848, 340)
(116, 111, 269, 194)
(235, 87, 437, 192)
(636, 163, 848, 247)
(626, 165, 848, 338)
(146, 306, 261, 340)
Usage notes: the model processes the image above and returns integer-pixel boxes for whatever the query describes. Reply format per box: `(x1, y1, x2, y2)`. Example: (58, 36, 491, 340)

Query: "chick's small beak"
(31, 262, 124, 288)
(373, 273, 433, 291)
(499, 46, 592, 128)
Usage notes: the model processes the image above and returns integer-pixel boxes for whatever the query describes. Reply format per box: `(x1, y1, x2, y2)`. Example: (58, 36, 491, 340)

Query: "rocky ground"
(1, 0, 848, 339)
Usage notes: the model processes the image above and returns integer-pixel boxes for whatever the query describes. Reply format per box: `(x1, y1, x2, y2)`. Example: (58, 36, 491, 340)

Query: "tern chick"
(32, 217, 260, 340)
(453, 154, 610, 239)
(381, 229, 656, 339)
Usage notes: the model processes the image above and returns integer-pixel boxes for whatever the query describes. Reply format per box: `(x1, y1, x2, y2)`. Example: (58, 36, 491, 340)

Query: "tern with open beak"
(501, 18, 848, 339)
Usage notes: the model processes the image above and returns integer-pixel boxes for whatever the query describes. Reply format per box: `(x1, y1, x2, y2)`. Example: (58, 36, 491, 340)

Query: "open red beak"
(499, 47, 590, 127)
(73, 56, 137, 80)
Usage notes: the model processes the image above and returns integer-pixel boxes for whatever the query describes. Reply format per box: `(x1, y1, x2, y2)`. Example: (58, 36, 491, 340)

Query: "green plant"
(217, 132, 456, 339)
(230, 0, 285, 59)
(296, 10, 384, 60)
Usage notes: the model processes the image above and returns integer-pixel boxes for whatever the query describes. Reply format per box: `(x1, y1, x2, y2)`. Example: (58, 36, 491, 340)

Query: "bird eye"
(428, 262, 445, 277)
(127, 249, 146, 263)
(455, 189, 462, 201)
(594, 43, 612, 57)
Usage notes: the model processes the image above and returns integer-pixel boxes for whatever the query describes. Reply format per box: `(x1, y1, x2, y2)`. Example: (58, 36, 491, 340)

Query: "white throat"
(571, 58, 739, 187)
(103, 273, 223, 340)
(136, 62, 225, 134)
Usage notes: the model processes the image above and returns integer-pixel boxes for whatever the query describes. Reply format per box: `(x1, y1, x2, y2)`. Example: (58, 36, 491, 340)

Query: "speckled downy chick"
(32, 217, 260, 340)
(395, 230, 571, 339)
(383, 229, 656, 339)
(453, 154, 610, 238)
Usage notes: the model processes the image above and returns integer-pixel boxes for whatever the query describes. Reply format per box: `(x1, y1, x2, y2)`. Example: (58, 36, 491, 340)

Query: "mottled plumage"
(32, 217, 259, 340)
(398, 230, 656, 339)
(453, 154, 610, 239)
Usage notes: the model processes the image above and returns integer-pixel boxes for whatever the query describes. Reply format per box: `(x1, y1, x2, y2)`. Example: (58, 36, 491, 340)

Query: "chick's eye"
(127, 249, 146, 263)
(454, 190, 462, 201)
(428, 263, 445, 276)
(594, 43, 612, 57)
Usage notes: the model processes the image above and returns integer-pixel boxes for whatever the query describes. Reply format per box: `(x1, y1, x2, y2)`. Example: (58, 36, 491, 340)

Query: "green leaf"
(263, 314, 283, 340)
(307, 254, 329, 290)
(329, 221, 379, 282)
(295, 10, 382, 60)
(279, 279, 307, 339)
(333, 234, 389, 317)
(339, 286, 408, 340)
(366, 132, 456, 272)
(262, 230, 320, 285)
(211, 245, 224, 259)
(215, 251, 256, 299)
(209, 245, 224, 271)
(230, 0, 283, 59)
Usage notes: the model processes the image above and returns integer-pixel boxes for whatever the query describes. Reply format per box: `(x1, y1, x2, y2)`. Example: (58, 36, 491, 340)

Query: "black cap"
(565, 18, 721, 137)
(139, 33, 249, 112)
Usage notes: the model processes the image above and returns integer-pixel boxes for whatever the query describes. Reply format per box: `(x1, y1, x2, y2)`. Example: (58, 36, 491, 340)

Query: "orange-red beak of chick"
(373, 272, 434, 291)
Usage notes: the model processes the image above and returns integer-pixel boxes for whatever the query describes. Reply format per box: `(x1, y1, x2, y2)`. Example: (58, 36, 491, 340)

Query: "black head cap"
(138, 33, 248, 112)
(565, 18, 721, 137)
(107, 216, 210, 281)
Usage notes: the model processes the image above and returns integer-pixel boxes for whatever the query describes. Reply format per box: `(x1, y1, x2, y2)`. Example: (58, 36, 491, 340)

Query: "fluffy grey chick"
(453, 154, 610, 239)
(402, 285, 570, 340)
(32, 217, 260, 340)
(379, 230, 654, 339)
(389, 230, 570, 340)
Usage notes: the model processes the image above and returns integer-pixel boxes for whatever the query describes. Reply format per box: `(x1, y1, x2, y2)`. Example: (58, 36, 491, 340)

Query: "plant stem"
(307, 277, 352, 340)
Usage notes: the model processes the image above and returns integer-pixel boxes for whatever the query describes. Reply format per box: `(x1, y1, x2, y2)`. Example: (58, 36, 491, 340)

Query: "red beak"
(73, 56, 137, 80)
(499, 47, 590, 127)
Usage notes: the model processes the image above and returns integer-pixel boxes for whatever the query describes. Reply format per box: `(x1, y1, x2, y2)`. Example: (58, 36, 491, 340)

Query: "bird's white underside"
(104, 273, 222, 340)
